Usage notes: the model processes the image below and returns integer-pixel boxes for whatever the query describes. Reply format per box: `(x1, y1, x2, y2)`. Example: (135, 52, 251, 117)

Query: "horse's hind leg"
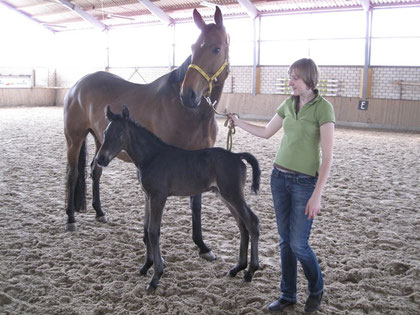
(190, 194, 216, 261)
(91, 136, 107, 223)
(65, 133, 87, 231)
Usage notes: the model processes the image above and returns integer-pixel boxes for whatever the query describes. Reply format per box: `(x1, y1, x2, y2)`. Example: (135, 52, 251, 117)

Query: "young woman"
(229, 58, 335, 313)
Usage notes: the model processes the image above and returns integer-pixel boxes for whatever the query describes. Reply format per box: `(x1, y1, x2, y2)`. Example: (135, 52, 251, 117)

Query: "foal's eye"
(213, 47, 221, 54)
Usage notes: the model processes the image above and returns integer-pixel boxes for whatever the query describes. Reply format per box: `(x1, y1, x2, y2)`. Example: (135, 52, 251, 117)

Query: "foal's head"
(96, 105, 130, 167)
(180, 6, 230, 108)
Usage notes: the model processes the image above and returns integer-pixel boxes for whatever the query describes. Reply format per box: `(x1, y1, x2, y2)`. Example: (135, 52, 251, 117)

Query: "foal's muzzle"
(96, 154, 109, 167)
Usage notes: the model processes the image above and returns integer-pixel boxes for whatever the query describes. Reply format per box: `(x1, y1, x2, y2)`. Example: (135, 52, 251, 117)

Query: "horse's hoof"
(146, 283, 157, 294)
(200, 250, 216, 261)
(66, 223, 77, 232)
(96, 215, 108, 223)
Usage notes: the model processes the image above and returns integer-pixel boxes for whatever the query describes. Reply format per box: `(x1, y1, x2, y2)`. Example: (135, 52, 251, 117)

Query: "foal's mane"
(169, 55, 192, 83)
(110, 112, 169, 149)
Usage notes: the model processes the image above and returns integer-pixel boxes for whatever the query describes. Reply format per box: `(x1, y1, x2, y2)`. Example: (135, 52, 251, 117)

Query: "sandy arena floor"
(0, 106, 419, 314)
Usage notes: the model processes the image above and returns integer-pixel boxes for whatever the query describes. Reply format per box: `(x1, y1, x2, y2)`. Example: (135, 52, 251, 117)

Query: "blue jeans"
(270, 167, 324, 302)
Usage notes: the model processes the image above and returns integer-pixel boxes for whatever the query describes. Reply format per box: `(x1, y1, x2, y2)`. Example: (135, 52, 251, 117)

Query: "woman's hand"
(305, 193, 322, 220)
(226, 113, 283, 139)
(227, 113, 239, 127)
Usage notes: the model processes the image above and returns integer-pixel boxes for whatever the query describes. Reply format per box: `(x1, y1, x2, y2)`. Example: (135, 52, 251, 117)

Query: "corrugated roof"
(2, 0, 420, 32)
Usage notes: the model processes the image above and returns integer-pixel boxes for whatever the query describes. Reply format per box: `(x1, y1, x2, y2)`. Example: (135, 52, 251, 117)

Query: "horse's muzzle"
(180, 88, 201, 109)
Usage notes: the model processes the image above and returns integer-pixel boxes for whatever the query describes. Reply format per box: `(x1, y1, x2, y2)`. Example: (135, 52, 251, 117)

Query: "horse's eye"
(213, 47, 221, 54)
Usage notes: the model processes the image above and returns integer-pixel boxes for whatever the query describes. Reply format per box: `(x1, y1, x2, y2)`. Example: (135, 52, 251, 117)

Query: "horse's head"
(180, 6, 230, 109)
(96, 105, 130, 167)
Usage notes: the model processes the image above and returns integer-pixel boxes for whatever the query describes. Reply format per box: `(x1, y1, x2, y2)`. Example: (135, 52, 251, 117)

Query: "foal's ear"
(122, 105, 130, 120)
(106, 105, 115, 121)
(193, 8, 206, 31)
(214, 6, 223, 27)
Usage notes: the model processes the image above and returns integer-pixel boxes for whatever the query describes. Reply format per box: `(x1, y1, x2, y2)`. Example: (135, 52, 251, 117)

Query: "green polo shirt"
(275, 93, 335, 176)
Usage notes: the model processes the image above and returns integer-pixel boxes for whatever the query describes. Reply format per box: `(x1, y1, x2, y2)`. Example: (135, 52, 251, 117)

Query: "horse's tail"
(74, 140, 87, 212)
(238, 152, 261, 194)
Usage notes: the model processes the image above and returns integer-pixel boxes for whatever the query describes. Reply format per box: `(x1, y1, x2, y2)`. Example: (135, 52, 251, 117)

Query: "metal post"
(362, 3, 372, 100)
(170, 24, 175, 70)
(105, 29, 110, 70)
(252, 17, 257, 96)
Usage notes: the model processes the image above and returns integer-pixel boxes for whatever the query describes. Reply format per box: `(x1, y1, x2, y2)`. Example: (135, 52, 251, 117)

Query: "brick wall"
(372, 67, 420, 100)
(236, 65, 420, 101)
(49, 65, 420, 102)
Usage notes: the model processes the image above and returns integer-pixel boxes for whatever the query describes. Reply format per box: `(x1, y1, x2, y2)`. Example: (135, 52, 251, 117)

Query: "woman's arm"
(229, 113, 283, 139)
(305, 122, 335, 219)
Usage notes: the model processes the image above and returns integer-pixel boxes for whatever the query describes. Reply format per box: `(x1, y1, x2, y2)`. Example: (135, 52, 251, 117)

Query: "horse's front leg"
(65, 165, 78, 231)
(190, 194, 216, 261)
(91, 158, 107, 223)
(145, 194, 166, 293)
(140, 195, 153, 276)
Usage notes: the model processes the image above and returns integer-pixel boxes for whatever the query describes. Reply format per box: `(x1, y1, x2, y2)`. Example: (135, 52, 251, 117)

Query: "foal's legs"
(145, 194, 166, 292)
(241, 203, 260, 281)
(222, 195, 260, 282)
(225, 205, 250, 277)
(140, 194, 154, 276)
(190, 194, 216, 261)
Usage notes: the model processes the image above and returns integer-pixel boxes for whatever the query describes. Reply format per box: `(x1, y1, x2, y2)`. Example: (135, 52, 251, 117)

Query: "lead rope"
(205, 96, 237, 152)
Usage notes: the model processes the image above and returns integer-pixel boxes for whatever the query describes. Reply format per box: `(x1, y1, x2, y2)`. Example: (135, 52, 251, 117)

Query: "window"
(0, 5, 54, 67)
(174, 17, 255, 66)
(260, 11, 365, 65)
(109, 25, 170, 67)
(370, 7, 420, 66)
(174, 22, 200, 66)
(224, 18, 255, 65)
(55, 30, 107, 68)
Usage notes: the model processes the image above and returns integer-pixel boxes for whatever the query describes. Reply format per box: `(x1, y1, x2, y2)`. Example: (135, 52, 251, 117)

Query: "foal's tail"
(74, 140, 87, 212)
(238, 152, 261, 194)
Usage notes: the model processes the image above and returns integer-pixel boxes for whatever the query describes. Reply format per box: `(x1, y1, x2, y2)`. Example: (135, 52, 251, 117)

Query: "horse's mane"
(168, 55, 192, 83)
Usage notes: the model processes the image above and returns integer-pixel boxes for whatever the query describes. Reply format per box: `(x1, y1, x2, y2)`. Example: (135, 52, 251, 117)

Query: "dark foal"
(96, 106, 260, 292)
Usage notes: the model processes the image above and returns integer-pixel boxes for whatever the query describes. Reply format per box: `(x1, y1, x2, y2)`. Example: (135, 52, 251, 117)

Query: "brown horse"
(63, 6, 229, 262)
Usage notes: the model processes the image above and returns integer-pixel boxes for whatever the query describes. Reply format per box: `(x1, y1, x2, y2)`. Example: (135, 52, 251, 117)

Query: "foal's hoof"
(227, 269, 238, 278)
(199, 250, 216, 262)
(243, 271, 253, 282)
(66, 223, 77, 232)
(139, 266, 148, 276)
(95, 215, 108, 223)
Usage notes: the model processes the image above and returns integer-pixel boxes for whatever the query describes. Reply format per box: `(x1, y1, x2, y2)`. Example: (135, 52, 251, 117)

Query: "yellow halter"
(188, 59, 229, 96)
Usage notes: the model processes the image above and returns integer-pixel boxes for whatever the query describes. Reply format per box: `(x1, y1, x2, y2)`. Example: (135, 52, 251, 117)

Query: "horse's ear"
(106, 105, 115, 121)
(122, 105, 130, 120)
(214, 6, 223, 27)
(193, 8, 206, 31)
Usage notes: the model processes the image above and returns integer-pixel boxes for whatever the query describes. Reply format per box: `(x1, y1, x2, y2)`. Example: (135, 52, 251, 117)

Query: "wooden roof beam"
(361, 0, 371, 11)
(0, 0, 56, 33)
(237, 0, 259, 19)
(138, 0, 174, 26)
(55, 0, 107, 31)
